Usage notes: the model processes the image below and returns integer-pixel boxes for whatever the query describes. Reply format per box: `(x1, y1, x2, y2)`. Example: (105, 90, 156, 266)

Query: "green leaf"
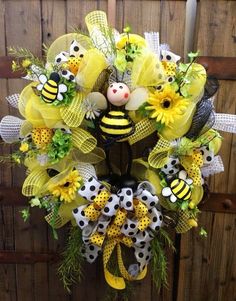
(180, 200, 189, 211)
(155, 121, 165, 132)
(20, 208, 30, 222)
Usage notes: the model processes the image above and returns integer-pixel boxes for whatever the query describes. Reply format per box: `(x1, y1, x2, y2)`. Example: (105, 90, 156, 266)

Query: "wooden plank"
(0, 0, 17, 300)
(178, 1, 236, 301)
(160, 0, 186, 57)
(0, 56, 25, 78)
(0, 251, 59, 264)
(199, 193, 236, 214)
(41, 1, 69, 301)
(197, 56, 236, 80)
(4, 1, 44, 301)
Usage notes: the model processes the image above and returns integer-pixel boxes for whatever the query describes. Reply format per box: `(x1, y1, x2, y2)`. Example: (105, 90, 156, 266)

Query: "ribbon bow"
(73, 177, 163, 289)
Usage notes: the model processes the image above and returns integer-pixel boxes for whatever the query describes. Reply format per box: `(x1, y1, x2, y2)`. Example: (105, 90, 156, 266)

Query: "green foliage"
(51, 77, 76, 107)
(138, 102, 149, 117)
(58, 226, 85, 292)
(199, 227, 207, 238)
(151, 228, 175, 291)
(155, 121, 165, 132)
(8, 46, 44, 69)
(48, 201, 60, 240)
(20, 207, 30, 222)
(180, 200, 189, 211)
(47, 129, 72, 164)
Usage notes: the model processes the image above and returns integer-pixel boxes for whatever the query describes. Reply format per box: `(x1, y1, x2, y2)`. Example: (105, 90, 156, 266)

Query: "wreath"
(1, 10, 235, 295)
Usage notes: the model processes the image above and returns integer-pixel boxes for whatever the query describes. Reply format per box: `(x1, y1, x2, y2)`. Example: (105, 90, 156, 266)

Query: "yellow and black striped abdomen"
(42, 80, 58, 103)
(170, 179, 191, 200)
(99, 111, 134, 139)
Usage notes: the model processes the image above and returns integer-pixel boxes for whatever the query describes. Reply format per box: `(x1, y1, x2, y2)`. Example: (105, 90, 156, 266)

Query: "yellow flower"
(117, 34, 147, 49)
(49, 170, 82, 203)
(19, 142, 29, 152)
(145, 85, 188, 126)
(22, 59, 31, 68)
(12, 60, 19, 71)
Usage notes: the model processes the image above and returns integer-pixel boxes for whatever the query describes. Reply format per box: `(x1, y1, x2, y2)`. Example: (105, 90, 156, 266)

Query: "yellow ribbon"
(81, 187, 151, 289)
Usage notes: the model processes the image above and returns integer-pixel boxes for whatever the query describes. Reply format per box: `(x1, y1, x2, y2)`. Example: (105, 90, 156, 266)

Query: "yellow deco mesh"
(18, 82, 37, 118)
(71, 128, 97, 153)
(60, 93, 85, 127)
(175, 210, 192, 233)
(148, 138, 171, 169)
(85, 10, 108, 34)
(131, 52, 165, 87)
(76, 49, 108, 91)
(127, 118, 156, 145)
(22, 168, 49, 197)
(71, 147, 105, 164)
(20, 120, 33, 136)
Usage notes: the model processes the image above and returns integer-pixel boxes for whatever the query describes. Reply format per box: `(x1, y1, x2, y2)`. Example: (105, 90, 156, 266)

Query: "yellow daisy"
(49, 170, 82, 203)
(145, 85, 188, 126)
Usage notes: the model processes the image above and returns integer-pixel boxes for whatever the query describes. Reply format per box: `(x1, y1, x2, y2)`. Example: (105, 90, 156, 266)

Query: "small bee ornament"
(162, 170, 193, 203)
(99, 82, 135, 142)
(37, 72, 67, 103)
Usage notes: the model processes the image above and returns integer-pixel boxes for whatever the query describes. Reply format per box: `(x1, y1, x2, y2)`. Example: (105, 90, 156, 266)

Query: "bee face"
(107, 82, 130, 106)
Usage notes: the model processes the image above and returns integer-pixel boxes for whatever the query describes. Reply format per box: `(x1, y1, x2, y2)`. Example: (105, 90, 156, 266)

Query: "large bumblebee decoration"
(99, 82, 135, 142)
(97, 82, 137, 191)
(37, 72, 67, 103)
(162, 170, 193, 203)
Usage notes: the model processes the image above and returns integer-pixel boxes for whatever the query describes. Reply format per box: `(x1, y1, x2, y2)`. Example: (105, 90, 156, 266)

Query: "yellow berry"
(188, 219, 198, 227)
(19, 142, 29, 152)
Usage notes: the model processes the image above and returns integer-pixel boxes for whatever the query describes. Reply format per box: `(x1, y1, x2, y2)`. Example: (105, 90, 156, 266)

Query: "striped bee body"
(170, 178, 191, 201)
(99, 111, 134, 141)
(41, 73, 60, 103)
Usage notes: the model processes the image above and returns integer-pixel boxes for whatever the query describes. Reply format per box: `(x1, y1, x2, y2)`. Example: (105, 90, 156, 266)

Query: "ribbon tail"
(103, 239, 126, 290)
(117, 243, 148, 282)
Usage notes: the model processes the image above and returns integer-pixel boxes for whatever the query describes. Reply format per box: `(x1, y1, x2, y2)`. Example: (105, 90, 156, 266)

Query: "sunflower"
(145, 85, 188, 126)
(49, 170, 82, 203)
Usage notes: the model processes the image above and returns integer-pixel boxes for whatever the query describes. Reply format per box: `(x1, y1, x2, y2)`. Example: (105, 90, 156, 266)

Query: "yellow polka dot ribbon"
(73, 177, 162, 289)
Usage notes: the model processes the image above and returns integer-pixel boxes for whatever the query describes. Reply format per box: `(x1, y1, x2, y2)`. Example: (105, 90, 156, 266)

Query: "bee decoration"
(99, 82, 135, 143)
(162, 170, 193, 203)
(37, 72, 67, 103)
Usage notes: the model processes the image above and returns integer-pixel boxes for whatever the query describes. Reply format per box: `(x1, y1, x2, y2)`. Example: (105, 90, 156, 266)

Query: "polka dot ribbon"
(72, 177, 163, 289)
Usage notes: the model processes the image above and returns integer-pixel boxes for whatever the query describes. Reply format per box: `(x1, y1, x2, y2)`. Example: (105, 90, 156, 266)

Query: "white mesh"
(77, 162, 96, 182)
(144, 32, 160, 57)
(0, 115, 24, 143)
(6, 94, 20, 108)
(213, 113, 236, 133)
(201, 155, 224, 177)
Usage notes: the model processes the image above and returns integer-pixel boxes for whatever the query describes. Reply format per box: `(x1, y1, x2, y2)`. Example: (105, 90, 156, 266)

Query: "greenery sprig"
(58, 226, 85, 292)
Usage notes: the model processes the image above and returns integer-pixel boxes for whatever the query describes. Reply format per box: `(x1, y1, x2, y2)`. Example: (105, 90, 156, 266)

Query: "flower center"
(64, 182, 70, 187)
(161, 98, 172, 109)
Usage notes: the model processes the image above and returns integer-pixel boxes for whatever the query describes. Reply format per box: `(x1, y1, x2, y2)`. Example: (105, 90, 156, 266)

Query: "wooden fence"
(0, 0, 235, 300)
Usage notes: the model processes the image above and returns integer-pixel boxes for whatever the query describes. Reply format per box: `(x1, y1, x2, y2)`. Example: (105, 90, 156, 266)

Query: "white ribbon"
(201, 155, 224, 177)
(144, 32, 160, 57)
(6, 94, 20, 108)
(213, 113, 236, 133)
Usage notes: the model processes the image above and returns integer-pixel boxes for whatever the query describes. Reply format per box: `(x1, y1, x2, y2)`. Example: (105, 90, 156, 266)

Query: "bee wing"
(125, 87, 148, 111)
(38, 74, 47, 84)
(170, 194, 177, 203)
(70, 40, 86, 58)
(55, 52, 69, 64)
(86, 92, 107, 110)
(179, 170, 187, 180)
(37, 83, 43, 91)
(57, 93, 63, 101)
(162, 187, 172, 197)
(58, 83, 67, 93)
(186, 178, 193, 185)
